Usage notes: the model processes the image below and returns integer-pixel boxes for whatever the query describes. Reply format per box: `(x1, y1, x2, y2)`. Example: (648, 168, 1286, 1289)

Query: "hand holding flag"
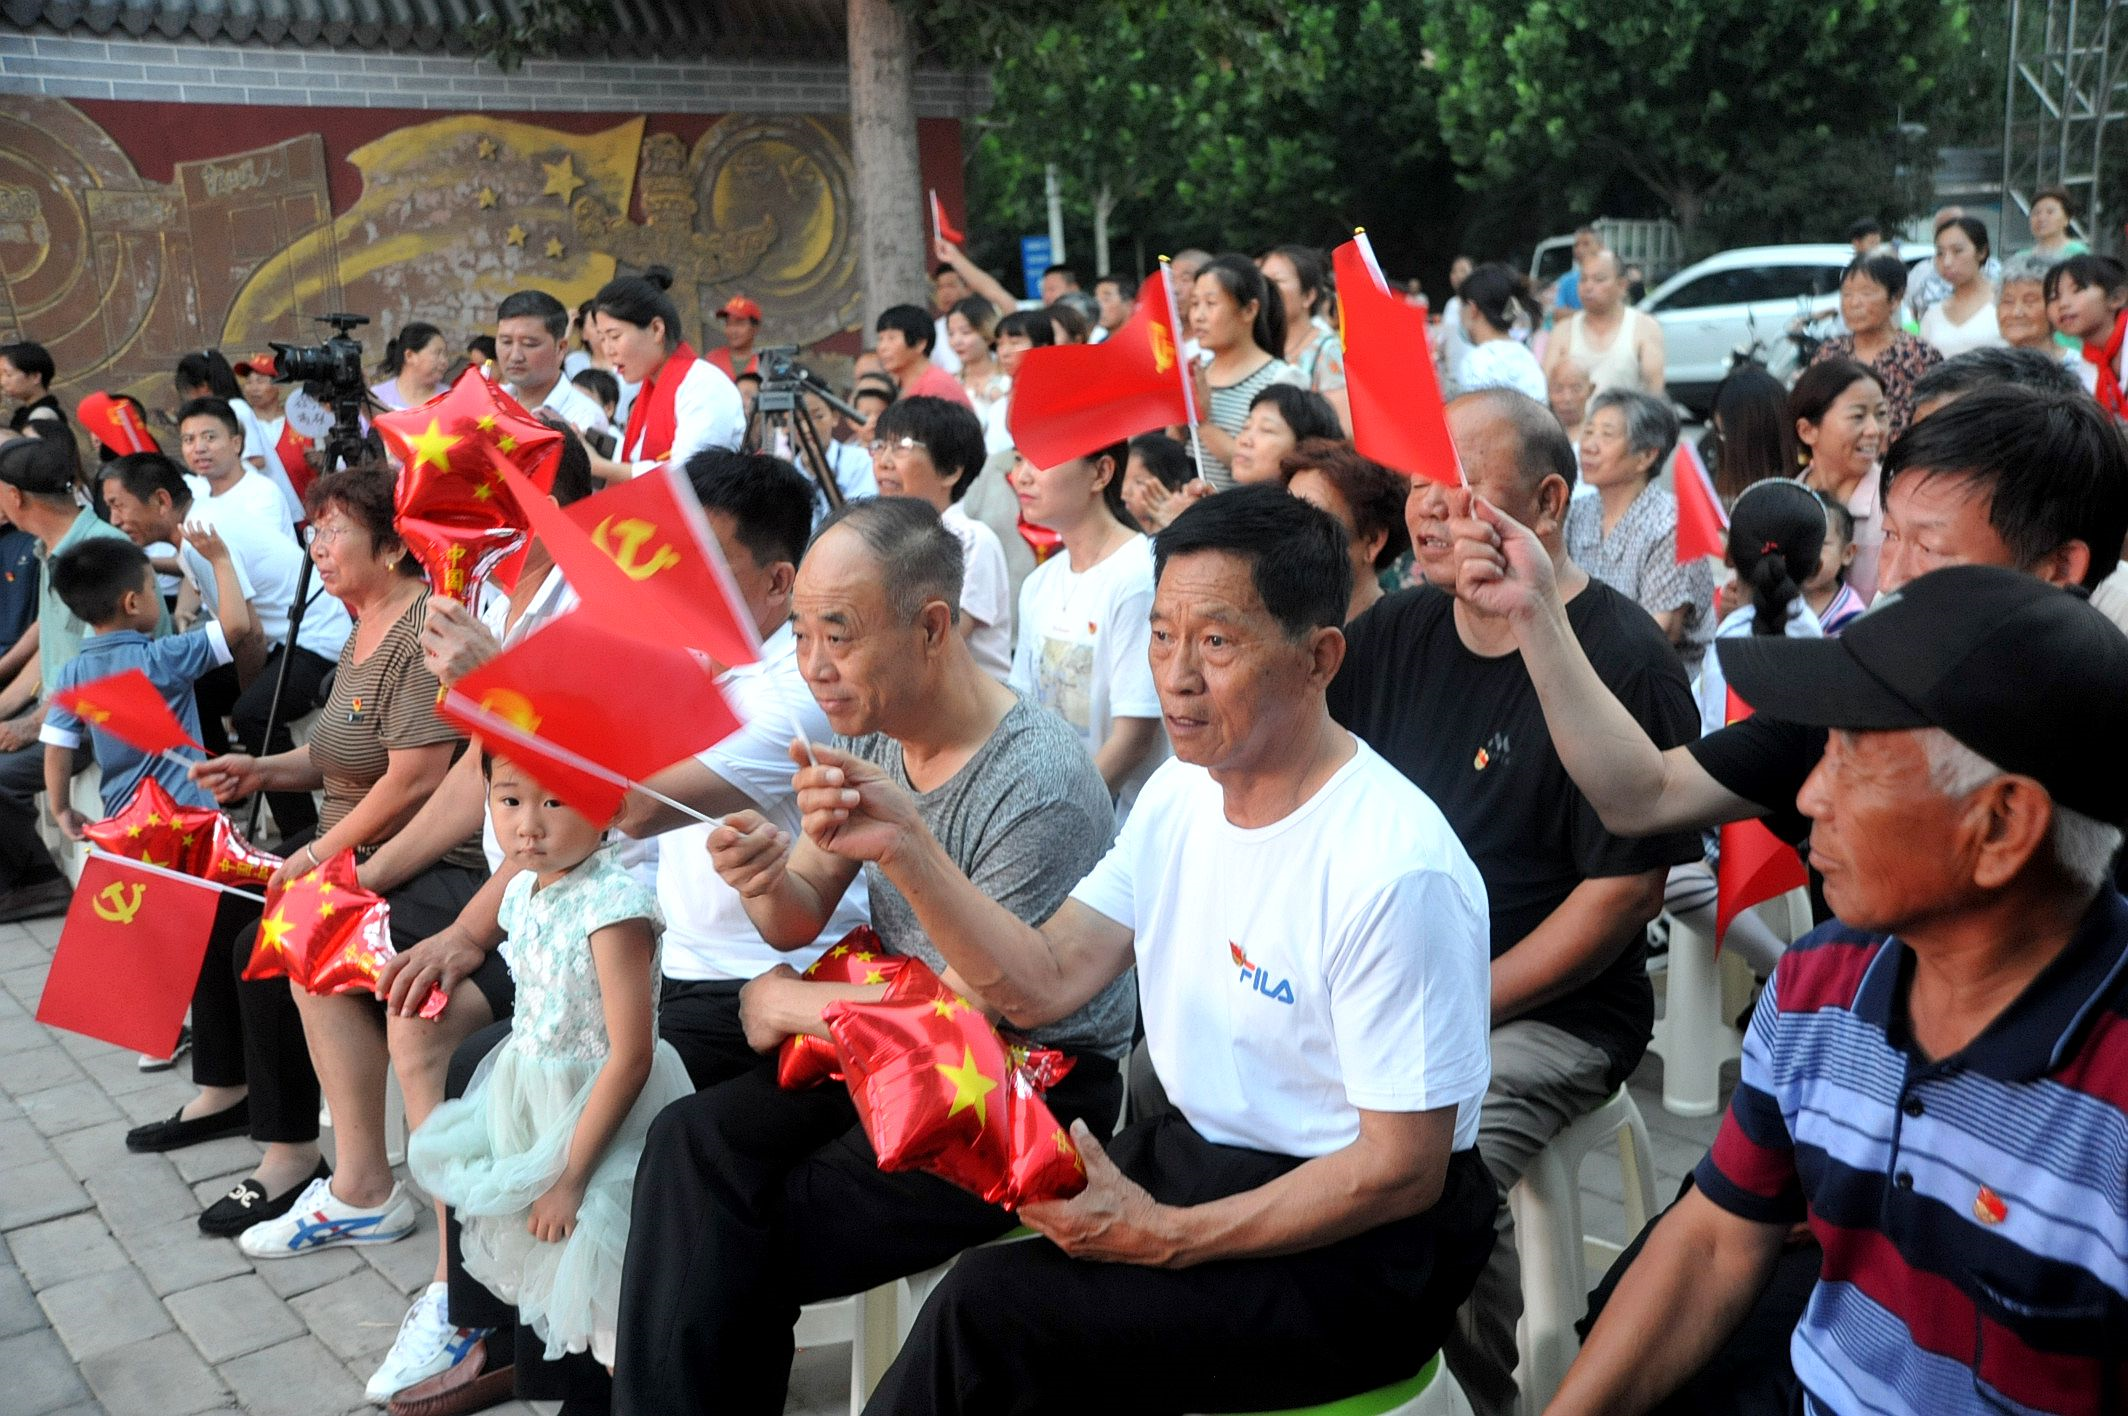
(929, 189, 965, 247)
(56, 668, 204, 758)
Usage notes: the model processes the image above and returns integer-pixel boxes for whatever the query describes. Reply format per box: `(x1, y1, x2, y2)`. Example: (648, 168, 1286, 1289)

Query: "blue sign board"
(1019, 235, 1054, 301)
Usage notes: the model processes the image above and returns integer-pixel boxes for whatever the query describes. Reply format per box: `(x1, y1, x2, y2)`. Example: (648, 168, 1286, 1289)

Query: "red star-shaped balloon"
(776, 925, 913, 1090)
(201, 814, 283, 888)
(375, 369, 562, 603)
(240, 849, 446, 1017)
(825, 961, 1086, 1210)
(84, 778, 217, 875)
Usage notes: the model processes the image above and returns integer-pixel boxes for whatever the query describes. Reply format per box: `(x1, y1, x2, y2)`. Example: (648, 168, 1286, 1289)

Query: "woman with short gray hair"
(1565, 388, 1715, 669)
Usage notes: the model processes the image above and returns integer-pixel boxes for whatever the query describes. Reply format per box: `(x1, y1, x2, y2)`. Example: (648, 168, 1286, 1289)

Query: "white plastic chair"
(1507, 1087, 1659, 1416)
(1648, 887, 1808, 1116)
(1193, 1350, 1474, 1415)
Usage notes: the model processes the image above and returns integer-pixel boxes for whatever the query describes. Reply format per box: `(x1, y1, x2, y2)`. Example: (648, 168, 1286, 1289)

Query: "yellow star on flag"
(852, 951, 876, 963)
(544, 237, 566, 260)
(259, 907, 294, 954)
(178, 832, 195, 847)
(863, 969, 886, 985)
(477, 187, 498, 210)
(935, 1045, 998, 1128)
(542, 155, 585, 204)
(403, 418, 461, 473)
(828, 945, 849, 958)
(477, 414, 497, 432)
(930, 998, 962, 1020)
(125, 824, 143, 838)
(318, 902, 335, 920)
(146, 812, 163, 826)
(473, 483, 494, 502)
(505, 223, 527, 248)
(141, 853, 166, 868)
(496, 434, 519, 453)
(476, 137, 498, 159)
(318, 882, 335, 895)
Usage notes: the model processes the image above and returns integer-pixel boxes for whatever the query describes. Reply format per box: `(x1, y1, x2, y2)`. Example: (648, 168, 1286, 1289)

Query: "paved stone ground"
(1, 912, 1722, 1415)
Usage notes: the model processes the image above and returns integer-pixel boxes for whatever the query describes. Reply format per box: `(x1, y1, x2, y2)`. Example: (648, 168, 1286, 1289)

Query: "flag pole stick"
(443, 695, 723, 827)
(1159, 256, 1209, 482)
(85, 847, 268, 904)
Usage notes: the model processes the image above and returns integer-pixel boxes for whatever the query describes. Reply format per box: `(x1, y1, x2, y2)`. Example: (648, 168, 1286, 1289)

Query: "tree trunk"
(848, 0, 928, 332)
(1093, 181, 1114, 277)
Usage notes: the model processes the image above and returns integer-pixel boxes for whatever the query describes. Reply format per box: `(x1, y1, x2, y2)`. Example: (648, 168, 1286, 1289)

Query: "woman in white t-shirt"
(946, 297, 1014, 456)
(868, 394, 1014, 681)
(1454, 263, 1549, 404)
(1918, 216, 2003, 359)
(1007, 438, 1165, 817)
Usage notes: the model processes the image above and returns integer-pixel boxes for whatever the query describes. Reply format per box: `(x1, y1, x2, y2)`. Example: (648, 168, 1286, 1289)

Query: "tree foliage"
(1418, 0, 1968, 242)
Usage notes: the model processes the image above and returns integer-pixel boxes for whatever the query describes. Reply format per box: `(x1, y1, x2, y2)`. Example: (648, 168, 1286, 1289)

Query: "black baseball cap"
(1719, 564, 2128, 825)
(0, 434, 79, 495)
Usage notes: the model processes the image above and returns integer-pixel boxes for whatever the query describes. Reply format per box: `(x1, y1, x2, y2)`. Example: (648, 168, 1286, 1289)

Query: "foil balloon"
(84, 778, 216, 875)
(375, 369, 561, 602)
(202, 815, 282, 889)
(776, 925, 905, 1090)
(826, 961, 1086, 1210)
(242, 849, 388, 989)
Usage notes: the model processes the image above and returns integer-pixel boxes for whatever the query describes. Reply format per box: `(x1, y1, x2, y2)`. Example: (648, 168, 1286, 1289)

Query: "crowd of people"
(0, 199, 2124, 1416)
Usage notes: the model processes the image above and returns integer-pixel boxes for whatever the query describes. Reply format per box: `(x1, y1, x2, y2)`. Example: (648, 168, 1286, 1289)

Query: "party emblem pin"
(1973, 1186, 2008, 1225)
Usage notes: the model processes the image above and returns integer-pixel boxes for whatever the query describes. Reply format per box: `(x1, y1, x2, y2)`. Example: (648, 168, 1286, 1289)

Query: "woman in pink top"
(875, 304, 973, 410)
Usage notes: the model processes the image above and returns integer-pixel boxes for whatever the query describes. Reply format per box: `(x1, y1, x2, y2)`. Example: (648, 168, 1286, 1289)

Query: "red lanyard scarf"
(2084, 310, 2128, 419)
(622, 344, 700, 463)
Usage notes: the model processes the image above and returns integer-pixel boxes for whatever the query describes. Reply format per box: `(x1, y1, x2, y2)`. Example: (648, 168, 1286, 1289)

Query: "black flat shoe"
(124, 1096, 251, 1153)
(199, 1158, 329, 1237)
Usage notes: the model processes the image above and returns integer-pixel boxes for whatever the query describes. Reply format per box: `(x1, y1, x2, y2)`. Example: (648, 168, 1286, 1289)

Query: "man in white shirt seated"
(494, 289, 612, 441)
(178, 398, 297, 544)
(809, 486, 1500, 1413)
(101, 451, 352, 839)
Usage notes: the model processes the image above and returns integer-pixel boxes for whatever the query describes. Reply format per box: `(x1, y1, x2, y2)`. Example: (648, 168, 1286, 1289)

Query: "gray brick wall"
(0, 32, 991, 116)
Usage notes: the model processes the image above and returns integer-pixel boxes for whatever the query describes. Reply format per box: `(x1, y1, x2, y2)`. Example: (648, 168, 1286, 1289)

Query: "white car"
(1640, 244, 1859, 416)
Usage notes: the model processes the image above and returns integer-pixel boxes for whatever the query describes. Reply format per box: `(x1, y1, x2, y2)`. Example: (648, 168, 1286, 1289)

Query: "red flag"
(443, 609, 744, 821)
(1674, 438, 1728, 563)
(776, 926, 903, 1089)
(438, 687, 631, 825)
(75, 392, 158, 455)
(1333, 233, 1462, 486)
(55, 668, 202, 756)
(274, 421, 316, 504)
(1716, 687, 1809, 948)
(377, 369, 561, 602)
(929, 189, 965, 247)
(38, 853, 219, 1056)
(1007, 273, 1190, 468)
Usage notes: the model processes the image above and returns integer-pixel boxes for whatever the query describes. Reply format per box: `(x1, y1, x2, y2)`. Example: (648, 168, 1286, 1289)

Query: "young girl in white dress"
(407, 753, 692, 1365)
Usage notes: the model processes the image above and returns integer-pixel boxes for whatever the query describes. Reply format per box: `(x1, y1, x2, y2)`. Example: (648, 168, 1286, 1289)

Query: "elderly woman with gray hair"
(1565, 388, 1715, 669)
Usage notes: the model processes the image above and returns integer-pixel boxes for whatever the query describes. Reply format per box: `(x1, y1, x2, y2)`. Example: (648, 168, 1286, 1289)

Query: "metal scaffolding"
(2001, 0, 2128, 247)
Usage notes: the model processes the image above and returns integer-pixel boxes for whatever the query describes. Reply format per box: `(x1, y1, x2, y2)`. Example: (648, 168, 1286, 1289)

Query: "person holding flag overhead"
(583, 266, 744, 483)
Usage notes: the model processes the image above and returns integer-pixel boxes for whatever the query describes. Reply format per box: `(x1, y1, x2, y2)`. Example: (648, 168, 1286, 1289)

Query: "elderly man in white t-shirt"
(801, 485, 1499, 1412)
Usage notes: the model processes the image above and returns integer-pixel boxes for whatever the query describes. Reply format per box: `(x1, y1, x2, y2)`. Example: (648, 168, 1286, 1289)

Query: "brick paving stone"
(0, 1325, 97, 1416)
(0, 1249, 44, 1337)
(0, 1011, 53, 1053)
(82, 1154, 202, 1236)
(116, 1217, 252, 1298)
(76, 1329, 227, 1416)
(48, 1118, 136, 1181)
(165, 1271, 306, 1362)
(254, 1240, 366, 1298)
(7, 1212, 128, 1290)
(17, 1081, 121, 1138)
(37, 1267, 172, 1360)
(288, 1265, 415, 1363)
(5, 1044, 87, 1095)
(78, 1048, 185, 1098)
(0, 1113, 54, 1170)
(0, 1159, 93, 1230)
(219, 1334, 369, 1416)
(167, 1133, 262, 1185)
(357, 1207, 440, 1296)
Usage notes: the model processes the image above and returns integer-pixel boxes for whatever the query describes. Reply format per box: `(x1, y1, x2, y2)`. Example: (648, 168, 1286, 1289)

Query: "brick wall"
(0, 31, 990, 116)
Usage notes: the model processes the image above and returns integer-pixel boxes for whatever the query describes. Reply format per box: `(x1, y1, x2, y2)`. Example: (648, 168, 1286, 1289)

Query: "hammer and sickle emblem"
(93, 882, 145, 924)
(76, 700, 111, 724)
(477, 688, 543, 734)
(594, 517, 682, 581)
(1148, 320, 1176, 374)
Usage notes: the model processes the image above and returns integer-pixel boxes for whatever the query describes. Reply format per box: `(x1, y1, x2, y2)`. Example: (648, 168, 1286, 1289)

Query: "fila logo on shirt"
(1229, 941, 1296, 1005)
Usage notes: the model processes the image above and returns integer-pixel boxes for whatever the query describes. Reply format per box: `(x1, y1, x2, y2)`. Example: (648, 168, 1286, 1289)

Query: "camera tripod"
(744, 372, 862, 518)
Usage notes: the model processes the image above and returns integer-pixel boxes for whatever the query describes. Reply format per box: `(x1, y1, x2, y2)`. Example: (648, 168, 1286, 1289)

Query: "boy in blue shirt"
(40, 529, 258, 840)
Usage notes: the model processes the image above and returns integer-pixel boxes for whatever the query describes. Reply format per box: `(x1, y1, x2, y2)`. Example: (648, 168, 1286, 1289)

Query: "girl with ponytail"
(1454, 263, 1548, 402)
(1697, 478, 1827, 737)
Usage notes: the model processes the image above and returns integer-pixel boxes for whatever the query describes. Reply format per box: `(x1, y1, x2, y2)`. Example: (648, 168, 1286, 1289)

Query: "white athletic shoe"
(365, 1281, 491, 1404)
(237, 1176, 417, 1258)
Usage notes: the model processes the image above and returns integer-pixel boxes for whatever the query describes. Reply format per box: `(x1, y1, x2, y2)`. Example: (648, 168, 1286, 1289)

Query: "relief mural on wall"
(0, 96, 865, 430)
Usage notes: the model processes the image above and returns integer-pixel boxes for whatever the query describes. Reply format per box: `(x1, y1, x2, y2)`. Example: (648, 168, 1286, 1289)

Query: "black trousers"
(226, 847, 487, 1144)
(612, 1044, 1123, 1416)
(0, 738, 77, 889)
(444, 976, 766, 1410)
(190, 892, 265, 1088)
(866, 1114, 1498, 1416)
(193, 645, 335, 836)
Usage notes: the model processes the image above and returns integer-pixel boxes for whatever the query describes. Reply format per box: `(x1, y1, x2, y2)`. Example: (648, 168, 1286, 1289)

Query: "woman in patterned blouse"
(1810, 250, 1941, 440)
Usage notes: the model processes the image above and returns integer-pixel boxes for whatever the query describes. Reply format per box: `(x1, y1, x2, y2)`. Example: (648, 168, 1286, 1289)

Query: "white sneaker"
(365, 1281, 492, 1404)
(237, 1176, 417, 1258)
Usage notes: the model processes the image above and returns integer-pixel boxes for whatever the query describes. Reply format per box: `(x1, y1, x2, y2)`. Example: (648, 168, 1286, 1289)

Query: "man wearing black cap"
(1551, 565, 2128, 1416)
(0, 435, 171, 919)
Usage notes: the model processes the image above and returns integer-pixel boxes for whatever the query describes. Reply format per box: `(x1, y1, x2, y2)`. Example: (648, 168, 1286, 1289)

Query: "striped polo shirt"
(1696, 891, 2128, 1416)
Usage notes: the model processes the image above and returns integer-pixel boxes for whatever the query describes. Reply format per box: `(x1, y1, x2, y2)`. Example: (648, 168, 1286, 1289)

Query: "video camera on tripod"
(270, 312, 371, 471)
(745, 344, 862, 514)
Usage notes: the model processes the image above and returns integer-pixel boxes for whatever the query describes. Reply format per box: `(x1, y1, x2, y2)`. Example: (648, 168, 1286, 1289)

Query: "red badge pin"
(1973, 1186, 2008, 1225)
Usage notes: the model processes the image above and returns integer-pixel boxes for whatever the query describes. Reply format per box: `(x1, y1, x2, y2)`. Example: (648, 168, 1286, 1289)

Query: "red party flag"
(929, 189, 965, 247)
(55, 668, 203, 756)
(826, 962, 1086, 1210)
(1715, 687, 1809, 949)
(443, 609, 744, 821)
(437, 686, 631, 825)
(1673, 438, 1729, 563)
(274, 421, 316, 504)
(776, 926, 905, 1089)
(492, 456, 762, 670)
(38, 853, 219, 1056)
(377, 368, 562, 602)
(75, 392, 158, 455)
(1006, 272, 1191, 469)
(1334, 233, 1462, 487)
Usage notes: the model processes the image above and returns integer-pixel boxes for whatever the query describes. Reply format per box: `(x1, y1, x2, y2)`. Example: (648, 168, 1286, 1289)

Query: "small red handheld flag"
(1333, 233, 1462, 487)
(493, 456, 762, 670)
(1007, 273, 1190, 469)
(1715, 687, 1809, 949)
(1674, 439, 1728, 563)
(929, 189, 965, 247)
(39, 853, 219, 1056)
(75, 392, 159, 456)
(55, 668, 203, 756)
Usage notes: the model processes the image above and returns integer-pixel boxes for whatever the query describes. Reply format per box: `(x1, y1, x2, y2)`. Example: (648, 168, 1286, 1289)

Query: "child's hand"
(182, 521, 232, 564)
(527, 1176, 585, 1244)
(52, 806, 86, 842)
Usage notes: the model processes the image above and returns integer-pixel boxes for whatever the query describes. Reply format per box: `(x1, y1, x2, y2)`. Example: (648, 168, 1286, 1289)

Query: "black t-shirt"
(8, 395, 64, 435)
(1328, 582, 1701, 1085)
(1685, 713, 1827, 849)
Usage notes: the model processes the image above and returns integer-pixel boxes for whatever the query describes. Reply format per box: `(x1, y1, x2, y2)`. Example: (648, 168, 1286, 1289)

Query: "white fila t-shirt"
(1069, 742, 1492, 1157)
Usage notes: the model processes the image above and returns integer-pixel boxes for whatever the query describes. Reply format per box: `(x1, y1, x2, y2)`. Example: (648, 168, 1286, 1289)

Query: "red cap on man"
(718, 296, 763, 323)
(233, 352, 278, 378)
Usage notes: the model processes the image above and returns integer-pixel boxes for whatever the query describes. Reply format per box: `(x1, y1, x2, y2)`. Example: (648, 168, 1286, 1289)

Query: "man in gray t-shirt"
(615, 497, 1135, 1416)
(841, 697, 1132, 1059)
